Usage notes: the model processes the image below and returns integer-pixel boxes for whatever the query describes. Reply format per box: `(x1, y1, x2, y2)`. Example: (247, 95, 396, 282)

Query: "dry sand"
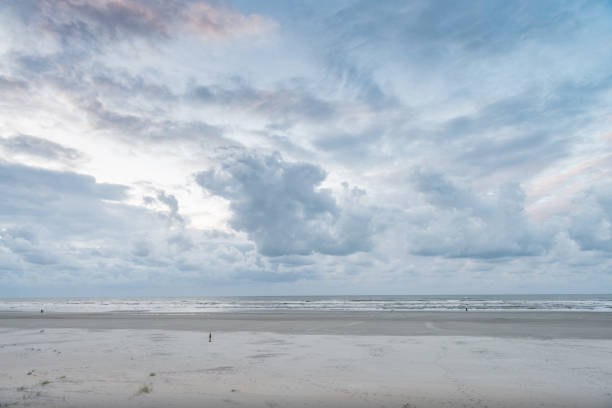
(1, 312, 611, 407)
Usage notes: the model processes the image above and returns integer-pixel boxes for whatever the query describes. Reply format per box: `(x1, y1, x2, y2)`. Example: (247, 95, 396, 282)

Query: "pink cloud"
(181, 2, 277, 39)
(527, 154, 612, 220)
(34, 0, 276, 42)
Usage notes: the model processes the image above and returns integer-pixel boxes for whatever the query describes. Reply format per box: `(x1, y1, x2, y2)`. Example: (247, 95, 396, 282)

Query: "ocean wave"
(1, 295, 611, 313)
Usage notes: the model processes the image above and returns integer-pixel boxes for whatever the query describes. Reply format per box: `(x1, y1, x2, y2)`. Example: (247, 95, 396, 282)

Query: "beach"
(1, 312, 612, 407)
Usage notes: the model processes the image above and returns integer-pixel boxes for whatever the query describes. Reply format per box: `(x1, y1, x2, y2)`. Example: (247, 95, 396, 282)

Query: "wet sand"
(1, 311, 612, 338)
(1, 312, 611, 407)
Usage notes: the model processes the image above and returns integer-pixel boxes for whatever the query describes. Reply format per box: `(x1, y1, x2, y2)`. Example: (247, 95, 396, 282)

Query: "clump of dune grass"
(137, 385, 152, 395)
(149, 372, 155, 377)
(16, 386, 25, 391)
(40, 381, 50, 386)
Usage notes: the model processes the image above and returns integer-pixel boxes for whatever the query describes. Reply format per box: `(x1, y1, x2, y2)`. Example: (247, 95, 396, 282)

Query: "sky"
(1, 0, 612, 297)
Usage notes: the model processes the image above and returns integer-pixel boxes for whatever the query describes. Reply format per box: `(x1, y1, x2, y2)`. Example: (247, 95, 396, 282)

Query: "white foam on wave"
(1, 295, 611, 313)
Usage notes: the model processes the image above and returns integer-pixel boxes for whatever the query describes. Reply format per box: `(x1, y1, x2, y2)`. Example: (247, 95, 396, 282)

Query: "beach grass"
(137, 385, 152, 394)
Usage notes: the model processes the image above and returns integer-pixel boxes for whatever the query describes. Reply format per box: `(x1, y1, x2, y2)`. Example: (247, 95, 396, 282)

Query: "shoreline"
(2, 310, 611, 339)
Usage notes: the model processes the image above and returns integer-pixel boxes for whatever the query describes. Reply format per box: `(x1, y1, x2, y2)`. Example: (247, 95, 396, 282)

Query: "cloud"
(182, 2, 277, 39)
(0, 161, 128, 236)
(90, 71, 175, 100)
(8, 0, 276, 44)
(232, 269, 318, 283)
(0, 160, 321, 292)
(0, 75, 29, 91)
(406, 76, 612, 180)
(190, 81, 335, 123)
(0, 134, 83, 162)
(195, 149, 374, 256)
(313, 127, 386, 164)
(81, 97, 226, 145)
(407, 170, 550, 258)
(2, 0, 612, 294)
(326, 0, 590, 61)
(0, 228, 59, 266)
(0, 160, 125, 200)
(81, 98, 150, 133)
(323, 52, 398, 110)
(0, 161, 131, 274)
(569, 183, 612, 252)
(156, 191, 183, 223)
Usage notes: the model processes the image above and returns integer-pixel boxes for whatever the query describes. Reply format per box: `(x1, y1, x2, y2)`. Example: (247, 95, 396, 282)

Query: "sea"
(0, 295, 611, 313)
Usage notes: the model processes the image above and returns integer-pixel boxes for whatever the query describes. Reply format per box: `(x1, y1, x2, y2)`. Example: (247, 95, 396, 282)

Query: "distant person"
(209, 332, 212, 343)
(40, 309, 44, 314)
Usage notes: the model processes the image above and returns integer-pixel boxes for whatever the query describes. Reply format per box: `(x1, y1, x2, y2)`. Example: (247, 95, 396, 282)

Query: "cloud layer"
(196, 150, 373, 256)
(1, 0, 611, 295)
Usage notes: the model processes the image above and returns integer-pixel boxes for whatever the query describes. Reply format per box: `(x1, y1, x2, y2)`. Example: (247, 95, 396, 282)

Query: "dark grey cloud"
(0, 134, 82, 162)
(401, 76, 612, 180)
(0, 161, 131, 271)
(83, 98, 147, 133)
(196, 149, 373, 256)
(190, 81, 335, 123)
(0, 160, 125, 202)
(407, 170, 550, 258)
(132, 240, 151, 257)
(0, 161, 282, 290)
(10, 49, 175, 102)
(0, 75, 29, 91)
(445, 77, 612, 141)
(140, 189, 184, 222)
(82, 98, 226, 145)
(569, 183, 612, 253)
(456, 132, 569, 174)
(157, 191, 183, 223)
(157, 191, 179, 215)
(0, 226, 59, 265)
(313, 126, 391, 165)
(17, 54, 56, 74)
(267, 254, 316, 266)
(232, 269, 318, 283)
(0, 161, 128, 238)
(91, 72, 175, 101)
(0, 159, 332, 293)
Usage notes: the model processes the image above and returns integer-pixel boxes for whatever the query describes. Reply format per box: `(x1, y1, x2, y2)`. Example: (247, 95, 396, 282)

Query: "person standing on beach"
(209, 332, 212, 343)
